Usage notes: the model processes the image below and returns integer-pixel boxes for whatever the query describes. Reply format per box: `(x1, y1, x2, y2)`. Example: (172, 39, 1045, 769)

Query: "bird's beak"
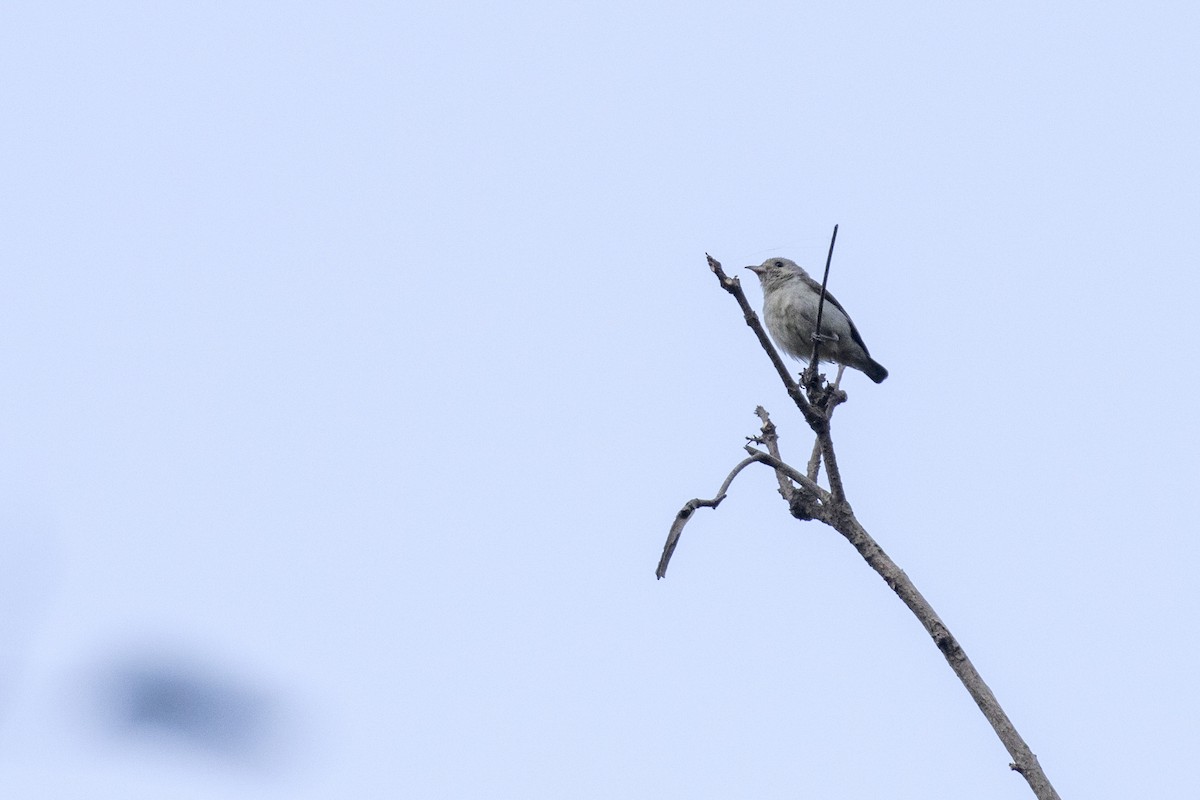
(745, 265, 764, 275)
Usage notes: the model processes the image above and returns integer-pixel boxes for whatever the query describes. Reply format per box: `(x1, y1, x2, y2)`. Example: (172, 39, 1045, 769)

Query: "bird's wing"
(818, 288, 873, 357)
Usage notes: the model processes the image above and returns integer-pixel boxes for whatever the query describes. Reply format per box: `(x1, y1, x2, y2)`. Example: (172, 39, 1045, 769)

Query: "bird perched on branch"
(746, 257, 888, 383)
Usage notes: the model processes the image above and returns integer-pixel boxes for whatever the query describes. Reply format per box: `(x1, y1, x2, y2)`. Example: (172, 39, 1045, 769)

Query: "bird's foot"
(801, 365, 828, 405)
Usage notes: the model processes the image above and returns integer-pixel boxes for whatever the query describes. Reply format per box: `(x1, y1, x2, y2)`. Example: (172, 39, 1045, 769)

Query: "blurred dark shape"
(99, 655, 283, 766)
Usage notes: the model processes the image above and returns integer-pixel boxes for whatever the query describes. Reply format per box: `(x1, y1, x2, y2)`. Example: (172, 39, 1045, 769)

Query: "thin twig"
(753, 406, 795, 501)
(655, 455, 759, 579)
(808, 224, 839, 372)
(806, 438, 823, 483)
(656, 447, 829, 580)
(816, 424, 846, 504)
(742, 448, 828, 502)
(808, 366, 847, 482)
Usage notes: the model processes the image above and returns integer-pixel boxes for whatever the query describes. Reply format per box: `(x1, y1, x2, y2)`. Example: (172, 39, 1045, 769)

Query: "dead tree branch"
(657, 252, 1061, 800)
(753, 405, 796, 501)
(655, 455, 758, 580)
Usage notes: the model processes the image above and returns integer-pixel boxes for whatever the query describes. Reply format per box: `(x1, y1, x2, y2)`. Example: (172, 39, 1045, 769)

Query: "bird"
(745, 257, 888, 383)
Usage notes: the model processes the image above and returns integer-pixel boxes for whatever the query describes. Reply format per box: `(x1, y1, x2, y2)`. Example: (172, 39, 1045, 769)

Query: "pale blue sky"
(3, 1, 1199, 797)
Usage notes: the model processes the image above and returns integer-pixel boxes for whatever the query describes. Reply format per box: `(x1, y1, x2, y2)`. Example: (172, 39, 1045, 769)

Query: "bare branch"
(656, 443, 832, 580)
(752, 406, 794, 501)
(805, 441, 823, 483)
(807, 365, 847, 482)
(655, 455, 759, 580)
(815, 423, 846, 504)
(742, 448, 828, 503)
(829, 512, 1062, 800)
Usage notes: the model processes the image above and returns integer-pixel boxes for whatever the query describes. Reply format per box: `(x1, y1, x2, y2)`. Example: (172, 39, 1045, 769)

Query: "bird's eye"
(774, 260, 783, 268)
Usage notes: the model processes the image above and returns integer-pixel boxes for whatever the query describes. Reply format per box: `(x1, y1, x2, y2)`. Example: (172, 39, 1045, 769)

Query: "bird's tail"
(862, 359, 888, 384)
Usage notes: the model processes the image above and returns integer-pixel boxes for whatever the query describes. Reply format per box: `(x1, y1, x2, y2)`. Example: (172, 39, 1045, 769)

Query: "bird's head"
(745, 257, 808, 287)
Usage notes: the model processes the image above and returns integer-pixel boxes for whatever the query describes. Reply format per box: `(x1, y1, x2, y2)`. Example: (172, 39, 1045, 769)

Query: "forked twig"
(656, 419, 830, 579)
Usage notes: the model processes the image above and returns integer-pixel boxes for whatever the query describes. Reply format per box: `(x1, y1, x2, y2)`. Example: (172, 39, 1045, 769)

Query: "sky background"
(3, 1, 1199, 797)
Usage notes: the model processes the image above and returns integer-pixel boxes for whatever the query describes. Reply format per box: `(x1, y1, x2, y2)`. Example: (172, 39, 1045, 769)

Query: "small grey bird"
(746, 257, 888, 383)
